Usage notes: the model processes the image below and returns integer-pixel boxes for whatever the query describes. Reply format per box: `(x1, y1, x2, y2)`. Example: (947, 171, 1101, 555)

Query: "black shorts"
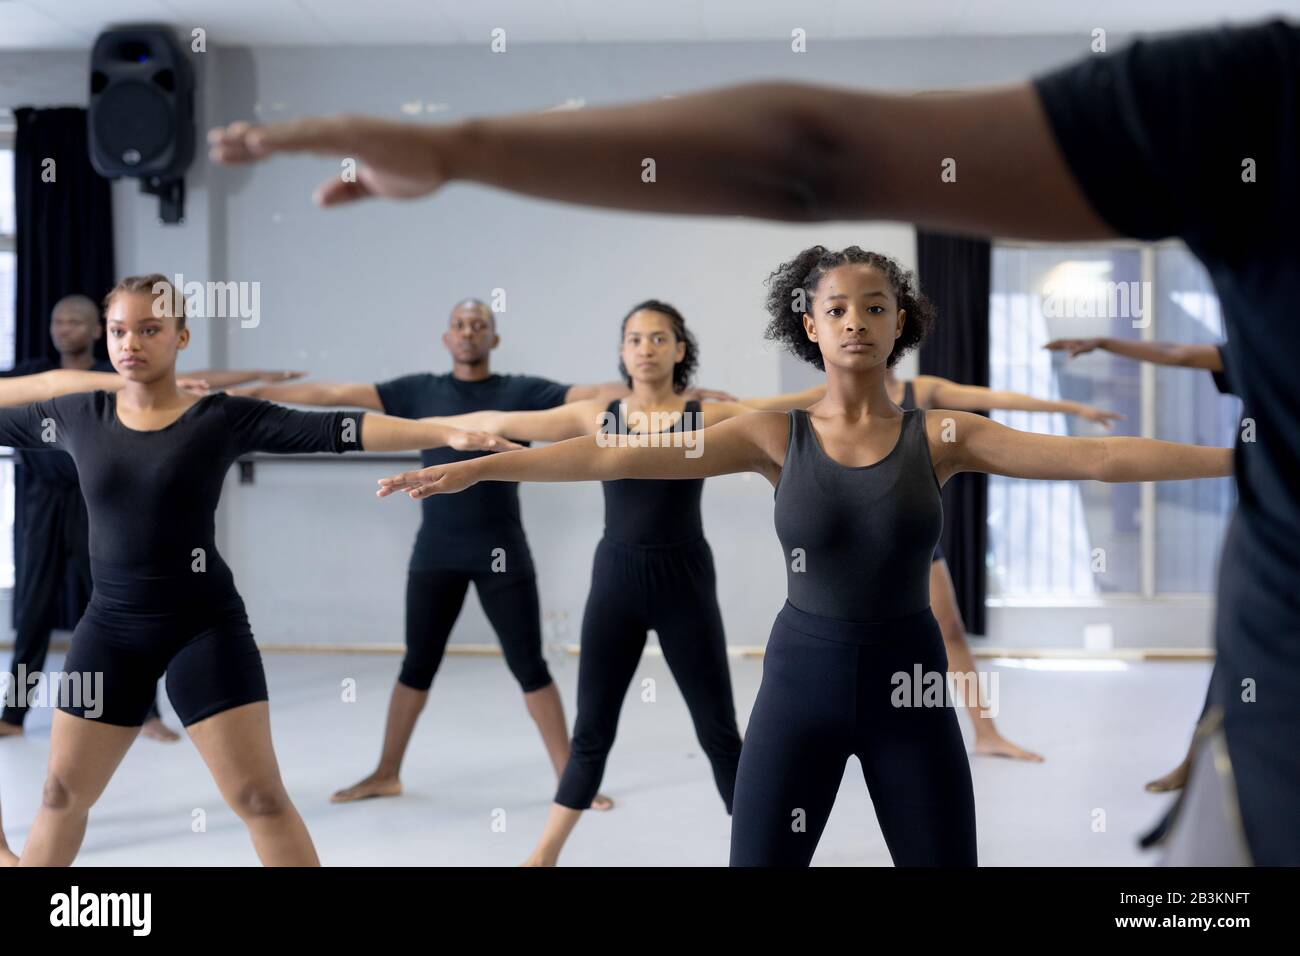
(61, 598, 265, 728)
(57, 560, 268, 728)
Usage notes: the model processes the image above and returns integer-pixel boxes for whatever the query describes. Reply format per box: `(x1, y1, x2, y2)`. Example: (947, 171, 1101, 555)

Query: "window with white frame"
(987, 242, 1238, 600)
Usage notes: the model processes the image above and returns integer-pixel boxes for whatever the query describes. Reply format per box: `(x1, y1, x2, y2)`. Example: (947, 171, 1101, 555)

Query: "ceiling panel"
(1, 0, 1291, 49)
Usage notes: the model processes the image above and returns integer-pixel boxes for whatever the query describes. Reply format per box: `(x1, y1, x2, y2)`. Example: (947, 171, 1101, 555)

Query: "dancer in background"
(241, 297, 731, 810)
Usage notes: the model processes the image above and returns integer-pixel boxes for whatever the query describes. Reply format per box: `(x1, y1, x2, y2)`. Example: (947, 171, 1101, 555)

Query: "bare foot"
(974, 734, 1045, 762)
(590, 792, 615, 811)
(331, 772, 402, 803)
(141, 716, 181, 742)
(521, 849, 558, 867)
(1145, 758, 1190, 793)
(0, 722, 22, 738)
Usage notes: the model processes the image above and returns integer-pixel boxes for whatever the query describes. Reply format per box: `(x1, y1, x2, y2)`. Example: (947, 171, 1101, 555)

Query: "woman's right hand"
(377, 462, 479, 500)
(208, 116, 450, 207)
(1044, 337, 1103, 357)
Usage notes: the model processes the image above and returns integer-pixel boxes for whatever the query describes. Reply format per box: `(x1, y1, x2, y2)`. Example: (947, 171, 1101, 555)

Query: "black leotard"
(0, 391, 364, 726)
(599, 398, 705, 546)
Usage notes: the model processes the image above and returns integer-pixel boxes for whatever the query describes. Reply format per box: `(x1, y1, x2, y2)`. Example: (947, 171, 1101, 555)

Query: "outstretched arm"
(1043, 338, 1224, 371)
(208, 82, 1111, 240)
(924, 377, 1124, 428)
(239, 379, 384, 410)
(185, 368, 306, 389)
(0, 370, 123, 406)
(931, 410, 1231, 485)
(379, 411, 785, 499)
(562, 381, 634, 403)
(729, 383, 827, 413)
(360, 414, 522, 454)
(427, 399, 605, 443)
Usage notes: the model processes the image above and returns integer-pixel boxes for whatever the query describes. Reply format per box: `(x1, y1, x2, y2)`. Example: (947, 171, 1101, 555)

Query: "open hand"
(683, 386, 739, 402)
(448, 430, 523, 453)
(178, 377, 211, 396)
(378, 464, 477, 499)
(1043, 337, 1103, 358)
(1076, 405, 1125, 429)
(208, 116, 450, 207)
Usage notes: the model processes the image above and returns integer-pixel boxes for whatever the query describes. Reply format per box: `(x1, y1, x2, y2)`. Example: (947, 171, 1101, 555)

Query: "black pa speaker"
(89, 24, 195, 223)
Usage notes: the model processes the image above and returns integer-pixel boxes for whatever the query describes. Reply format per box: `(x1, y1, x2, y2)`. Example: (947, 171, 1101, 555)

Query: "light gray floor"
(0, 648, 1209, 866)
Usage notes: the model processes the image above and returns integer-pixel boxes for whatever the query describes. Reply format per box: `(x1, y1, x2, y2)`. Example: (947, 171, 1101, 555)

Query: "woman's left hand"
(448, 430, 523, 453)
(377, 463, 479, 499)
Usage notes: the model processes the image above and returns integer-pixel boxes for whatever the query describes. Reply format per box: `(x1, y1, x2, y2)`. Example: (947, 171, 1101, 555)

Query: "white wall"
(1, 33, 1218, 652)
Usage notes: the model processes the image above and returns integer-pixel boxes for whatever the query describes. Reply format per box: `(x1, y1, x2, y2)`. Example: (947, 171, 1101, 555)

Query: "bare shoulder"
(920, 408, 989, 466)
(736, 409, 795, 479)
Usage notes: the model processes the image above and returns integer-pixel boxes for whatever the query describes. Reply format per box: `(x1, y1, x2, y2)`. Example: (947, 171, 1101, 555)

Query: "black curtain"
(916, 230, 990, 636)
(11, 107, 115, 629)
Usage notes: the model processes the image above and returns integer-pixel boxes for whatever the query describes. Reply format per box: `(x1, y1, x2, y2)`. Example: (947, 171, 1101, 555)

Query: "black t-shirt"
(1034, 17, 1299, 857)
(375, 372, 570, 572)
(0, 358, 115, 486)
(0, 392, 363, 581)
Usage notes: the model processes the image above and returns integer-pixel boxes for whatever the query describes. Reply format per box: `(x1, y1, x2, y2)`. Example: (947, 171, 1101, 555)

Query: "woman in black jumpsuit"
(381, 247, 1231, 866)
(0, 275, 513, 866)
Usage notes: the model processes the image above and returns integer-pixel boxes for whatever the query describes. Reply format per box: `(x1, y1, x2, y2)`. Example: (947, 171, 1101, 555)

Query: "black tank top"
(900, 379, 917, 410)
(600, 398, 705, 546)
(773, 407, 942, 621)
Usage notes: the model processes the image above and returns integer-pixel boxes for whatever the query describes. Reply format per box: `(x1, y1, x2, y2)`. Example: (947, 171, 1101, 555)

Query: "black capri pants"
(400, 568, 553, 694)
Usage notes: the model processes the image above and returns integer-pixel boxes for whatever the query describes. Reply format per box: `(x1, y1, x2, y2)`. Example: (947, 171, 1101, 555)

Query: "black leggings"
(555, 536, 743, 811)
(730, 601, 977, 866)
(400, 568, 553, 694)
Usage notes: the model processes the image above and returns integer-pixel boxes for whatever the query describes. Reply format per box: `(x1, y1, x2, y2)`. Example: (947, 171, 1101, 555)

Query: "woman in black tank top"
(786, 370, 1121, 765)
(429, 299, 824, 866)
(383, 247, 1230, 867)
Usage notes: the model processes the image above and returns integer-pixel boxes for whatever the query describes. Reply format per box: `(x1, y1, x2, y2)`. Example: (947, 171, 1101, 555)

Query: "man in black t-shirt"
(212, 17, 1300, 863)
(249, 298, 636, 806)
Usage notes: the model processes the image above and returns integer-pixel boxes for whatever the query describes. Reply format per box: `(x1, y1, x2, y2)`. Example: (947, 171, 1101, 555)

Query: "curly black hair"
(617, 299, 698, 393)
(763, 246, 935, 370)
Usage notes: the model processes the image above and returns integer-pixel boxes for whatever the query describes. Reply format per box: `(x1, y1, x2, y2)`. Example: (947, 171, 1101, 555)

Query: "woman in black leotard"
(0, 275, 516, 866)
(380, 247, 1231, 866)
(433, 299, 823, 866)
